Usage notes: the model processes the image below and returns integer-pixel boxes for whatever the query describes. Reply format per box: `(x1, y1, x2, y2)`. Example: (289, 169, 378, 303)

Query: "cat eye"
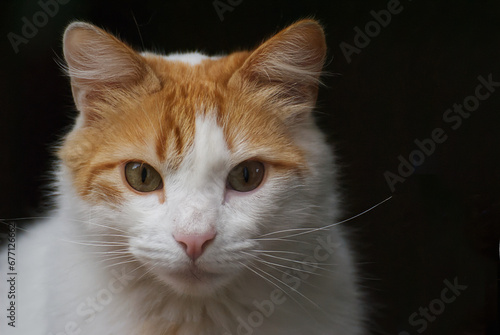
(124, 162, 163, 192)
(227, 160, 265, 192)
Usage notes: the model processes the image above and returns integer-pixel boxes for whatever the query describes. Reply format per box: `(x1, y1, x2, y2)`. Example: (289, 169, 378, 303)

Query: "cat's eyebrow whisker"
(264, 196, 392, 239)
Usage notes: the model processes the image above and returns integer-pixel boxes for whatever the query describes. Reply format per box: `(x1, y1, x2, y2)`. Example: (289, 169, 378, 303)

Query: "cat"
(0, 19, 366, 334)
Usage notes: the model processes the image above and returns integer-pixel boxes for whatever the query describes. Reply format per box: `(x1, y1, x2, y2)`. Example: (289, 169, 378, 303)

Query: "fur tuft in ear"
(230, 20, 327, 119)
(62, 22, 161, 124)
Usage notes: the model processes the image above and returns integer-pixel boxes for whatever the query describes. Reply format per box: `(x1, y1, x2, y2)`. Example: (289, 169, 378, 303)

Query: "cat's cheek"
(223, 187, 261, 203)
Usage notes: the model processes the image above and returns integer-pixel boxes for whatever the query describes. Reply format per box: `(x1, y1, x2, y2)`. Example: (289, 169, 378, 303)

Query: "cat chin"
(155, 266, 233, 297)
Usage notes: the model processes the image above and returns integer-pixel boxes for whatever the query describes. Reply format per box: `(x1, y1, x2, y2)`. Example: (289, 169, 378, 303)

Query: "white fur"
(141, 51, 221, 65)
(1, 109, 365, 334)
(1, 47, 365, 334)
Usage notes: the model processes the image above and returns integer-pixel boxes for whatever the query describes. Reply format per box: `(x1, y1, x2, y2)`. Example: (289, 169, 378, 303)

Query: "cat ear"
(231, 20, 326, 120)
(62, 22, 161, 124)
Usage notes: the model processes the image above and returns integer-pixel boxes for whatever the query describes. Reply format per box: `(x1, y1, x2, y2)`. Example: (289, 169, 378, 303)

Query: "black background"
(0, 0, 499, 334)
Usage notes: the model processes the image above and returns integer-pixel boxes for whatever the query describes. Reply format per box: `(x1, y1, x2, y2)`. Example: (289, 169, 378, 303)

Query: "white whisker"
(238, 261, 307, 311)
(95, 254, 134, 265)
(246, 253, 328, 277)
(101, 258, 138, 270)
(261, 196, 392, 239)
(241, 261, 327, 315)
(59, 239, 128, 248)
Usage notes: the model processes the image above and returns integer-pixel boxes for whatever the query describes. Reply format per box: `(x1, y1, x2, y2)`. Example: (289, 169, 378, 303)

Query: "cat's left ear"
(62, 22, 161, 125)
(230, 20, 326, 121)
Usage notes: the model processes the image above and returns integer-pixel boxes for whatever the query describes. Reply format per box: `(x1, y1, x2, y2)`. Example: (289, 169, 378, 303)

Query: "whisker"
(244, 251, 332, 267)
(254, 255, 339, 275)
(1, 217, 130, 237)
(89, 249, 130, 255)
(83, 221, 129, 234)
(59, 239, 129, 248)
(101, 258, 138, 270)
(246, 253, 327, 277)
(67, 239, 129, 245)
(250, 257, 328, 291)
(262, 196, 392, 239)
(244, 251, 338, 275)
(250, 249, 311, 257)
(95, 254, 134, 265)
(136, 262, 156, 282)
(241, 261, 327, 316)
(74, 233, 132, 239)
(238, 261, 307, 311)
(251, 237, 318, 246)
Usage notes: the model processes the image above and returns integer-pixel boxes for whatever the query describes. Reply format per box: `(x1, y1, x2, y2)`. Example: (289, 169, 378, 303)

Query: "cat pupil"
(141, 166, 147, 183)
(243, 166, 249, 183)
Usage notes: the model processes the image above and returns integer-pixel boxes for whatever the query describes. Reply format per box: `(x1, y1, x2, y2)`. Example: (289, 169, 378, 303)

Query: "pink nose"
(173, 231, 216, 261)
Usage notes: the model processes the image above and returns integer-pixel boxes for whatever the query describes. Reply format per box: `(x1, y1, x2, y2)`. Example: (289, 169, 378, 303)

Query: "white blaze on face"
(166, 114, 231, 236)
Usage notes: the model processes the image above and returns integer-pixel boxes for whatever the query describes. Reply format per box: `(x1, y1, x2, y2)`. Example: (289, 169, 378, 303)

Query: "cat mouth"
(173, 265, 220, 282)
(160, 265, 222, 286)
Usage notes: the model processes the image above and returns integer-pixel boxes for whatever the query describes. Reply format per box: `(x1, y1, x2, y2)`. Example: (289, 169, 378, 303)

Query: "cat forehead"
(176, 114, 231, 185)
(144, 52, 222, 66)
(142, 50, 248, 83)
(83, 50, 305, 174)
(116, 53, 269, 163)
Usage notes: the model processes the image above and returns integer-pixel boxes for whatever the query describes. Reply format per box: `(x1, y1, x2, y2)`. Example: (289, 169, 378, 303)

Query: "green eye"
(124, 162, 163, 192)
(227, 161, 265, 192)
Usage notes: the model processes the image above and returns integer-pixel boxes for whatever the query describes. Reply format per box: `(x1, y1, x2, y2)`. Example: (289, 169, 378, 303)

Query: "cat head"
(60, 20, 337, 296)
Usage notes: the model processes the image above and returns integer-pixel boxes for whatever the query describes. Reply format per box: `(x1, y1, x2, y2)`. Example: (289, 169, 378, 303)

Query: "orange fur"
(59, 20, 326, 205)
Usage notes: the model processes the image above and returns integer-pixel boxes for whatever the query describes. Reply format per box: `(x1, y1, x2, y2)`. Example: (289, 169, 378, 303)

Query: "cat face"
(60, 20, 331, 296)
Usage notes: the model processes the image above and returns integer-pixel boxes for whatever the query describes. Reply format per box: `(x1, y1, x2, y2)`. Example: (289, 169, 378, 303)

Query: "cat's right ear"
(62, 22, 161, 125)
